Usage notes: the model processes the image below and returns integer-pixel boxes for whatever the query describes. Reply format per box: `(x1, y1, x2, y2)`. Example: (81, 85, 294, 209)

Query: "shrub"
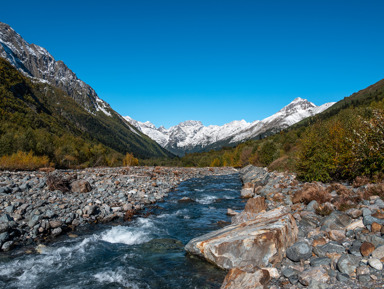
(123, 153, 139, 166)
(0, 151, 50, 170)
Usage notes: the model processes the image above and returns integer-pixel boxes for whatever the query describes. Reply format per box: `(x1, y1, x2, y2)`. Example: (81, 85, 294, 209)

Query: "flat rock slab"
(185, 207, 298, 270)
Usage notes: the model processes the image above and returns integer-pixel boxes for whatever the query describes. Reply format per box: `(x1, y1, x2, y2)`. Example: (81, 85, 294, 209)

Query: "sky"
(1, 0, 384, 128)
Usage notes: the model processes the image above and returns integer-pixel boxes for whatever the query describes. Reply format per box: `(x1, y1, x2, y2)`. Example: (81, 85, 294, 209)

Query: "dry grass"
(292, 183, 331, 205)
(363, 183, 384, 200)
(353, 176, 370, 188)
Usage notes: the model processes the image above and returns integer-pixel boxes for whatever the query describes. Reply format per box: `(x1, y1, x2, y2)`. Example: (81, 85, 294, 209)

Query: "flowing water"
(0, 173, 243, 289)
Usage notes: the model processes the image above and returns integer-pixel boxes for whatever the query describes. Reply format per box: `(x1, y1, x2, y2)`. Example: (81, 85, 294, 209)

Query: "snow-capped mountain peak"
(125, 98, 335, 156)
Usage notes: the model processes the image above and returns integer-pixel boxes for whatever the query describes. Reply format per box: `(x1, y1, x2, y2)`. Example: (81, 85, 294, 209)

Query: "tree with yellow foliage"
(123, 152, 139, 166)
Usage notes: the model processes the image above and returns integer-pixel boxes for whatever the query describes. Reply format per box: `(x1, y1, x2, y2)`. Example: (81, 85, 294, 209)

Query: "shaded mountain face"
(126, 98, 335, 156)
(0, 22, 172, 159)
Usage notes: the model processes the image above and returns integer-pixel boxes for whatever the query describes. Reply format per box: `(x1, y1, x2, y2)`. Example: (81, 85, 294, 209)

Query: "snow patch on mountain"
(125, 98, 335, 156)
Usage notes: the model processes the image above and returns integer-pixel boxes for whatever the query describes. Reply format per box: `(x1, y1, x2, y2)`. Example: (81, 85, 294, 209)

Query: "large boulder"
(70, 180, 92, 193)
(185, 207, 298, 270)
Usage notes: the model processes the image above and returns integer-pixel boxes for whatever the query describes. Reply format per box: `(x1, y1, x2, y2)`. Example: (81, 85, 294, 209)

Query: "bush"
(123, 153, 139, 166)
(0, 151, 50, 170)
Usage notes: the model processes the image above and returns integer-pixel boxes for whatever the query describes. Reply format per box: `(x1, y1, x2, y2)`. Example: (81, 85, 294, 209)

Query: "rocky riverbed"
(185, 165, 384, 289)
(0, 166, 236, 252)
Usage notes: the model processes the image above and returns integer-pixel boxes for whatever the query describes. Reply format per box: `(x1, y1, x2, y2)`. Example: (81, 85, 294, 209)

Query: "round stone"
(286, 241, 312, 262)
(368, 258, 383, 270)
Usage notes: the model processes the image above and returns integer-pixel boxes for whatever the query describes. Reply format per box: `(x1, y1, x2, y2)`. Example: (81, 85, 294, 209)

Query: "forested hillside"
(0, 58, 172, 169)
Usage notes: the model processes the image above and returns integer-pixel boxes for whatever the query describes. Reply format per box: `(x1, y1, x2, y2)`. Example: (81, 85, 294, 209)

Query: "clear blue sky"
(1, 0, 384, 127)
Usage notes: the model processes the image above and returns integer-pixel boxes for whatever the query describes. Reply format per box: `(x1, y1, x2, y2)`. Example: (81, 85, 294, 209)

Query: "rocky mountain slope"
(126, 98, 335, 156)
(0, 22, 172, 159)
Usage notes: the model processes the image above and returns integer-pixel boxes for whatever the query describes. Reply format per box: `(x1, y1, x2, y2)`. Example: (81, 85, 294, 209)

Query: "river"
(0, 173, 243, 289)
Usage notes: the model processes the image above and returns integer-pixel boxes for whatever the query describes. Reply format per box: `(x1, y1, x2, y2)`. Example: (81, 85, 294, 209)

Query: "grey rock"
(336, 272, 349, 282)
(313, 241, 345, 257)
(51, 227, 62, 236)
(320, 211, 352, 232)
(307, 200, 318, 211)
(1, 241, 13, 251)
(348, 240, 363, 256)
(358, 274, 371, 283)
(363, 215, 384, 226)
(0, 214, 13, 223)
(368, 258, 383, 270)
(28, 215, 40, 227)
(337, 254, 361, 275)
(282, 267, 299, 278)
(310, 257, 331, 267)
(0, 223, 10, 233)
(0, 187, 11, 194)
(0, 232, 9, 243)
(362, 208, 372, 216)
(375, 199, 384, 208)
(287, 241, 312, 262)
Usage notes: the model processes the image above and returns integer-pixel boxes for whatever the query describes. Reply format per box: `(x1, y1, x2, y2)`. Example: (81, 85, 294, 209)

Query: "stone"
(70, 180, 92, 193)
(286, 241, 312, 262)
(51, 227, 62, 236)
(348, 240, 362, 256)
(337, 254, 361, 275)
(358, 274, 371, 283)
(244, 196, 266, 214)
(28, 215, 40, 228)
(226, 209, 238, 216)
(336, 272, 349, 282)
(220, 268, 270, 289)
(360, 242, 375, 257)
(313, 242, 345, 257)
(368, 258, 383, 270)
(1, 241, 13, 251)
(281, 268, 297, 279)
(307, 200, 318, 211)
(372, 246, 384, 260)
(49, 220, 62, 229)
(346, 219, 365, 231)
(0, 214, 13, 223)
(231, 196, 266, 224)
(0, 223, 10, 234)
(328, 230, 345, 242)
(346, 208, 362, 219)
(83, 205, 96, 215)
(185, 207, 298, 270)
(0, 232, 9, 243)
(262, 267, 279, 279)
(298, 267, 330, 286)
(178, 197, 194, 203)
(357, 265, 370, 275)
(240, 188, 254, 199)
(312, 237, 327, 247)
(310, 257, 331, 267)
(320, 211, 352, 232)
(371, 222, 382, 233)
(364, 215, 384, 227)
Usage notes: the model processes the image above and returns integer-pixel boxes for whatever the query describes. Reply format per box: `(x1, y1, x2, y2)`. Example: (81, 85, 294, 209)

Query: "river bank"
(186, 165, 384, 289)
(0, 166, 236, 252)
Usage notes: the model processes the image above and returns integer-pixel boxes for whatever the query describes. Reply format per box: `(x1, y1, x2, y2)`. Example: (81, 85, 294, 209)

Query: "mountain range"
(0, 21, 172, 160)
(125, 98, 335, 156)
(0, 21, 336, 161)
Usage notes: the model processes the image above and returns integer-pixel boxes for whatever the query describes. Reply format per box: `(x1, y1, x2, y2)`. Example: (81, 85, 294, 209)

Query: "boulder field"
(185, 165, 384, 288)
